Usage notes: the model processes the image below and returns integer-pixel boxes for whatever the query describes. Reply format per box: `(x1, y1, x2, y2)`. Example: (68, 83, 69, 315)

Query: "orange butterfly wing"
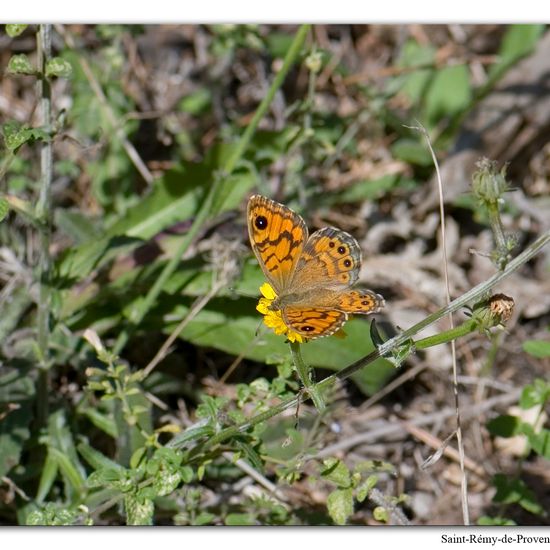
(247, 195, 307, 294)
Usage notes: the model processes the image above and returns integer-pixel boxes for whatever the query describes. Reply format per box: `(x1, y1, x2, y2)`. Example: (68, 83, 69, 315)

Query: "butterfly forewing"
(247, 195, 308, 294)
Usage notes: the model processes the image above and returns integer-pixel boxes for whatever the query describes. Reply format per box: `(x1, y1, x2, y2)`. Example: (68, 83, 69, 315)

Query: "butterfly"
(247, 194, 384, 339)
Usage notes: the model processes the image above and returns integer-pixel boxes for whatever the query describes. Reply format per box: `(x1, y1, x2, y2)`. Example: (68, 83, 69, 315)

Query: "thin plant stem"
(181, 228, 549, 451)
(36, 24, 53, 427)
(415, 121, 469, 524)
(112, 24, 311, 355)
(289, 341, 325, 411)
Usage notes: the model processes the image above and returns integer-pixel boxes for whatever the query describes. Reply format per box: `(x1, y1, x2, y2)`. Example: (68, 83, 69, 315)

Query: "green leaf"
(7, 53, 36, 75)
(373, 506, 389, 523)
(125, 493, 154, 525)
(522, 340, 550, 358)
(486, 414, 522, 438)
(0, 284, 33, 341)
(87, 468, 128, 490)
(195, 512, 216, 526)
(424, 64, 471, 124)
(233, 440, 264, 473)
(2, 121, 50, 153)
(78, 441, 124, 471)
(391, 138, 433, 166)
(356, 474, 378, 503)
(45, 57, 72, 78)
(335, 175, 410, 203)
(394, 39, 436, 103)
(6, 24, 28, 37)
(498, 25, 545, 67)
(521, 425, 550, 460)
(320, 458, 351, 488)
(0, 197, 9, 222)
(326, 487, 354, 525)
(477, 516, 517, 526)
(36, 452, 59, 503)
(55, 209, 99, 244)
(26, 503, 79, 526)
(225, 513, 256, 526)
(0, 366, 34, 477)
(166, 423, 215, 449)
(179, 88, 212, 115)
(492, 474, 543, 516)
(520, 378, 550, 408)
(166, 289, 394, 396)
(80, 408, 118, 438)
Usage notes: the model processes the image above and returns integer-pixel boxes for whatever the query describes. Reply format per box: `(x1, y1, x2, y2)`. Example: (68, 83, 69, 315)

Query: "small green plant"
(319, 458, 407, 525)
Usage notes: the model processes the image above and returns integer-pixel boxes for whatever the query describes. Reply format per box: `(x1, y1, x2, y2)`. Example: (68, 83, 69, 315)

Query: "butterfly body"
(247, 195, 384, 339)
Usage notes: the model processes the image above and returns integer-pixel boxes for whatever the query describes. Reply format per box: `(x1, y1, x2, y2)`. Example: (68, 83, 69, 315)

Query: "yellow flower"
(256, 283, 305, 343)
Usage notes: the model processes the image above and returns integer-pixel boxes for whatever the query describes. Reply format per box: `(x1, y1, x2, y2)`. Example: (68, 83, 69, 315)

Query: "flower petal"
(259, 283, 277, 300)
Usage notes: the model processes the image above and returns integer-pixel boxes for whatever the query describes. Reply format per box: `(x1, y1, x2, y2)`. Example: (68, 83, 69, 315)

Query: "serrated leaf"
(6, 24, 28, 37)
(7, 53, 36, 75)
(326, 488, 354, 525)
(45, 57, 72, 78)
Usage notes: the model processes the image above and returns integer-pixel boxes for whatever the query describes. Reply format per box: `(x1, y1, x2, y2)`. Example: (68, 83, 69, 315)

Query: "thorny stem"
(175, 228, 550, 451)
(36, 24, 53, 427)
(113, 24, 311, 355)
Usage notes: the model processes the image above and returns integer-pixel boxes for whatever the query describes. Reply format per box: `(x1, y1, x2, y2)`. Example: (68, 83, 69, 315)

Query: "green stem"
(487, 200, 511, 269)
(289, 341, 325, 411)
(113, 24, 311, 355)
(185, 228, 550, 451)
(414, 319, 477, 351)
(36, 24, 53, 427)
